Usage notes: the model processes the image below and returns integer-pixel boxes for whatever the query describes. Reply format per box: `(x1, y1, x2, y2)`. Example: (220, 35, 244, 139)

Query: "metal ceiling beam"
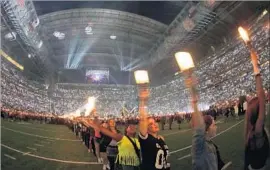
(1, 0, 57, 79)
(36, 8, 167, 70)
(53, 53, 139, 61)
(78, 63, 119, 70)
(41, 17, 164, 37)
(39, 22, 162, 40)
(144, 1, 224, 66)
(39, 8, 167, 32)
(188, 1, 244, 47)
(1, 0, 43, 52)
(40, 31, 155, 50)
(47, 38, 152, 52)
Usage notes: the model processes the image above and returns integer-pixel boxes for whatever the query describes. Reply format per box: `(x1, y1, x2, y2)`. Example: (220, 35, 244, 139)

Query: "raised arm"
(244, 105, 253, 146)
(186, 76, 204, 129)
(185, 75, 206, 169)
(82, 119, 123, 142)
(254, 69, 265, 135)
(97, 126, 123, 142)
(138, 86, 149, 137)
(250, 50, 265, 135)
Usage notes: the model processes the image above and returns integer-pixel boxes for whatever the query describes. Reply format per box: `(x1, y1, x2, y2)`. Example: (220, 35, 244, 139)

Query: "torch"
(174, 52, 199, 112)
(85, 97, 96, 117)
(238, 26, 260, 75)
(134, 70, 150, 118)
(81, 96, 96, 125)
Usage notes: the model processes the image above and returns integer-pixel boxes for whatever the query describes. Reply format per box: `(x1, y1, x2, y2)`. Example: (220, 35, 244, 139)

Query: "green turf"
(1, 116, 269, 170)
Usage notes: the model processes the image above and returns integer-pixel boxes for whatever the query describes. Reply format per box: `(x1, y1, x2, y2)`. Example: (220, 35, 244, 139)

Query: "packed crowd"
(1, 13, 269, 117)
(1, 7, 269, 170)
(1, 107, 66, 124)
(52, 84, 137, 115)
(64, 110, 194, 170)
(0, 58, 138, 116)
(148, 12, 270, 114)
(1, 59, 51, 113)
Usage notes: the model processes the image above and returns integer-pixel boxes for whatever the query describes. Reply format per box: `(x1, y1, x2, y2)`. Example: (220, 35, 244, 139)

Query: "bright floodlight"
(238, 27, 250, 43)
(38, 40, 43, 48)
(4, 32, 16, 41)
(110, 35, 117, 40)
(175, 52, 195, 71)
(53, 31, 65, 39)
(134, 70, 149, 84)
(85, 25, 93, 35)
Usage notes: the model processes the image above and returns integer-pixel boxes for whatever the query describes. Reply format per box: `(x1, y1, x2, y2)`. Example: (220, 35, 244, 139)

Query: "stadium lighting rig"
(4, 32, 17, 41)
(85, 25, 93, 35)
(110, 34, 117, 40)
(53, 31, 65, 40)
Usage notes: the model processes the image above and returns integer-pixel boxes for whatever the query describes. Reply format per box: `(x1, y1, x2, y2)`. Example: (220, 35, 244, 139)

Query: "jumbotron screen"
(85, 69, 109, 84)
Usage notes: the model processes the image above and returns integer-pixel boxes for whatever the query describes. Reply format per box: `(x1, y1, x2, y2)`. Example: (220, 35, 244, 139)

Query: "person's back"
(192, 133, 218, 170)
(244, 77, 269, 169)
(245, 128, 269, 170)
(192, 116, 222, 170)
(245, 97, 269, 170)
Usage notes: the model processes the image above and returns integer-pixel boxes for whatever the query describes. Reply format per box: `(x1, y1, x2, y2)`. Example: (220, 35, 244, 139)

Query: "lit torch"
(175, 52, 198, 111)
(134, 70, 150, 118)
(85, 97, 96, 117)
(238, 26, 260, 75)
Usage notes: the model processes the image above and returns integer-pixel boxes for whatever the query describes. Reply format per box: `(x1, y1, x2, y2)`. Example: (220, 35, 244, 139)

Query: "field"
(1, 116, 269, 170)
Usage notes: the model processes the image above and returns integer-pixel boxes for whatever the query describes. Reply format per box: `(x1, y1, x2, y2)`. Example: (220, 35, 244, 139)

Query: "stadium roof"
(1, 1, 269, 83)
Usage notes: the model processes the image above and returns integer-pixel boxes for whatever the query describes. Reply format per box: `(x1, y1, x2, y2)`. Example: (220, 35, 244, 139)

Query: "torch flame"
(85, 97, 96, 116)
(238, 27, 250, 43)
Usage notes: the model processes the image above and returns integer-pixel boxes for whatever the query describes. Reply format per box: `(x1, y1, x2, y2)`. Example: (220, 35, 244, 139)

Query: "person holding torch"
(238, 27, 269, 170)
(175, 52, 225, 170)
(135, 70, 170, 170)
(81, 98, 141, 170)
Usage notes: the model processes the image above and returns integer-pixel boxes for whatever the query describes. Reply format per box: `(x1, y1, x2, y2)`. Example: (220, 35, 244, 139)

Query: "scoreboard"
(85, 69, 109, 84)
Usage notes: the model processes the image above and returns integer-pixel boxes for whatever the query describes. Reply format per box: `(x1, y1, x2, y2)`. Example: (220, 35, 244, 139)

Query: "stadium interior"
(1, 1, 270, 170)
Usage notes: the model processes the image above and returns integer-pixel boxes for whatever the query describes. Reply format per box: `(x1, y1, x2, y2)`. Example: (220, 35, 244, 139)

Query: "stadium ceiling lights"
(4, 32, 16, 41)
(110, 34, 117, 40)
(53, 31, 65, 40)
(38, 40, 43, 48)
(85, 25, 93, 35)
